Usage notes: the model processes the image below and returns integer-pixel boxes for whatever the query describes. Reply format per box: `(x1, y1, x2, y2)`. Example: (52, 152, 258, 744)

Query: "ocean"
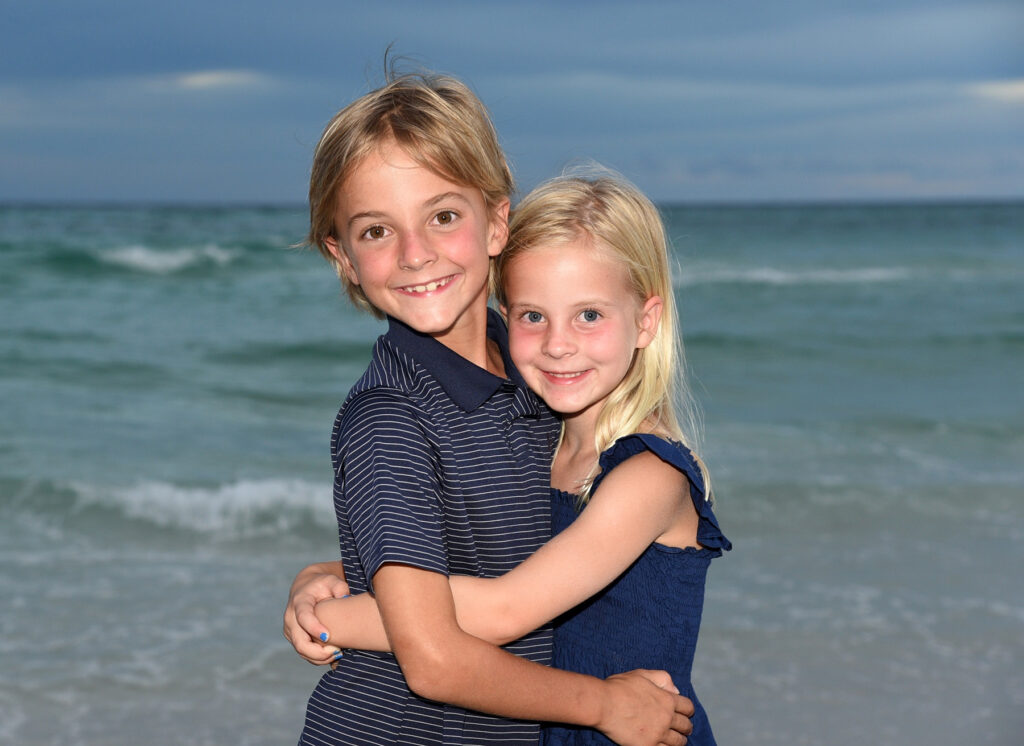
(1, 201, 1021, 745)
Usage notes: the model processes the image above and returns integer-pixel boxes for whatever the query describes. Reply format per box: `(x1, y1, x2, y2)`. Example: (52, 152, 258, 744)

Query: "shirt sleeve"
(334, 388, 448, 591)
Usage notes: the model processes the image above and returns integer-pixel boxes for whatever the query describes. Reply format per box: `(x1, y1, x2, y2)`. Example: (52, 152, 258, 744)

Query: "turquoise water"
(1, 202, 1021, 744)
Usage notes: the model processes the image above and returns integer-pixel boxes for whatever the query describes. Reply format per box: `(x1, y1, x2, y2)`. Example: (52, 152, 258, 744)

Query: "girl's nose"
(542, 324, 576, 358)
(398, 231, 437, 270)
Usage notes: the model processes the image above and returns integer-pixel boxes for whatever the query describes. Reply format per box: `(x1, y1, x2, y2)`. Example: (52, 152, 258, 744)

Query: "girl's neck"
(550, 419, 598, 494)
(550, 413, 673, 494)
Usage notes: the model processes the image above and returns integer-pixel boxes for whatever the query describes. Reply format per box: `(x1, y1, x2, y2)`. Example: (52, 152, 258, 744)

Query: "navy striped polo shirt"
(300, 308, 560, 746)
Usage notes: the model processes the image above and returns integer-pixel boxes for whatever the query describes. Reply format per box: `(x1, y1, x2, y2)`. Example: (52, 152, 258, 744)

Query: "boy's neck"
(424, 304, 506, 378)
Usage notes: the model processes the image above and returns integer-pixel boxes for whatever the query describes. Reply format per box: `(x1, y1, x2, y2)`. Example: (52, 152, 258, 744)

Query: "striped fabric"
(299, 310, 559, 746)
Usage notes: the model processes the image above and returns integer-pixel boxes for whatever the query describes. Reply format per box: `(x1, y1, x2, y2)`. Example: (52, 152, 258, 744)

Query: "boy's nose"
(398, 231, 437, 270)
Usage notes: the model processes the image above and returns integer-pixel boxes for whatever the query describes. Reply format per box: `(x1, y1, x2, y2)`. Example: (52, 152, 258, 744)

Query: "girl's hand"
(282, 561, 350, 665)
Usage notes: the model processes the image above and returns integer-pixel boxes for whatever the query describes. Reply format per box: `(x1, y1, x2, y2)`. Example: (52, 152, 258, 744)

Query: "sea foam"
(70, 478, 335, 537)
(99, 244, 239, 274)
(675, 266, 914, 287)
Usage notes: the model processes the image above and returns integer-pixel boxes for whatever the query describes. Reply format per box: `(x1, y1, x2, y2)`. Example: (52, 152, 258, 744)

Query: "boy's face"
(326, 141, 508, 351)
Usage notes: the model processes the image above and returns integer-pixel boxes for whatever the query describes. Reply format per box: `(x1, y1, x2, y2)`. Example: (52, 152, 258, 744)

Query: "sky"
(1, 0, 1022, 204)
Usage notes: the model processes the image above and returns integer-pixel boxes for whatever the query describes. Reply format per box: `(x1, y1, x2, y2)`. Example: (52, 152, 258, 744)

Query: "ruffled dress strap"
(591, 433, 732, 552)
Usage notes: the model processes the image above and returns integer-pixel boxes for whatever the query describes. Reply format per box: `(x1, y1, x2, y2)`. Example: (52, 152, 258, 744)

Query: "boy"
(289, 70, 693, 746)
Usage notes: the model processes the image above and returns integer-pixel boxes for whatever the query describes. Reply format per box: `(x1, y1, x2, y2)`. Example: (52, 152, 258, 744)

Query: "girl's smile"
(503, 237, 661, 433)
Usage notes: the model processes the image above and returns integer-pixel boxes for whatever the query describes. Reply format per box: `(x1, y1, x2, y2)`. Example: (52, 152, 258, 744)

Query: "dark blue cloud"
(1, 0, 1021, 202)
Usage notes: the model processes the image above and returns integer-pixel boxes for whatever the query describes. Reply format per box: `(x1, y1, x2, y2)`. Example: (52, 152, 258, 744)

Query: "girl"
(304, 172, 730, 745)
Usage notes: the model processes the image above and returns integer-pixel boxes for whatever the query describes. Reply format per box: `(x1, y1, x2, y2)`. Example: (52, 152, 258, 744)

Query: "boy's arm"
(312, 451, 691, 648)
(374, 562, 693, 746)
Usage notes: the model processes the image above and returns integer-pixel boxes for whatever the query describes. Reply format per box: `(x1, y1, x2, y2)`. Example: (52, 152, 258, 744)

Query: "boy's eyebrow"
(346, 210, 386, 228)
(345, 192, 471, 229)
(424, 191, 471, 208)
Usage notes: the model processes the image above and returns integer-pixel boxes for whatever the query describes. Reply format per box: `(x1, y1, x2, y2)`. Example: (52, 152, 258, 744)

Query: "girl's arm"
(315, 450, 696, 648)
(282, 560, 349, 663)
(370, 560, 694, 746)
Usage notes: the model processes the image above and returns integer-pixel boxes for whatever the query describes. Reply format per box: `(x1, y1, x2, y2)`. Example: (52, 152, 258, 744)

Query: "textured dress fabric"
(541, 434, 731, 746)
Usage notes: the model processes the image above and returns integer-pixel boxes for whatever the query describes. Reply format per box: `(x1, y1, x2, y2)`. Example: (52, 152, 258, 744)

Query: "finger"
(658, 731, 685, 746)
(673, 694, 695, 718)
(296, 603, 331, 643)
(285, 605, 338, 663)
(305, 648, 343, 666)
(295, 638, 343, 665)
(286, 611, 333, 655)
(637, 668, 679, 694)
(671, 711, 694, 736)
(283, 609, 294, 642)
(330, 579, 352, 599)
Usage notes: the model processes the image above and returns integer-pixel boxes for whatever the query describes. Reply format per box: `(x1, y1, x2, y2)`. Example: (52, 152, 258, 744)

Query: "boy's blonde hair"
(308, 70, 514, 316)
(498, 171, 711, 502)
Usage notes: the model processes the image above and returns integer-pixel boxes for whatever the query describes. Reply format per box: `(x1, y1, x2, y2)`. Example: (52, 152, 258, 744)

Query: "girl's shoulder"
(593, 433, 731, 553)
(594, 432, 706, 499)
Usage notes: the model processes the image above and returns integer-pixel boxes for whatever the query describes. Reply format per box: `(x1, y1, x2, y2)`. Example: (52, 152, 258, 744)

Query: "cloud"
(174, 70, 272, 91)
(2, 1, 1021, 202)
(968, 79, 1024, 103)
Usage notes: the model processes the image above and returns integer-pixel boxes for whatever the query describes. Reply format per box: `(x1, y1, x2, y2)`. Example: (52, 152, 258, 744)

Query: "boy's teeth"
(408, 277, 448, 293)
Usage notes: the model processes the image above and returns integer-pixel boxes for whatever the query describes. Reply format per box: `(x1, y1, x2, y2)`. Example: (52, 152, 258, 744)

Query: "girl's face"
(503, 238, 662, 431)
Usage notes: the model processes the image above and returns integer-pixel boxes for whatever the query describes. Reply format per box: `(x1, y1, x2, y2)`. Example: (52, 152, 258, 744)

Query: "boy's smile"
(326, 141, 508, 358)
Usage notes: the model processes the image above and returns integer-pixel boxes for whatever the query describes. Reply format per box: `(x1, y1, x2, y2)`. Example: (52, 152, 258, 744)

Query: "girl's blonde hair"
(498, 170, 711, 502)
(307, 69, 514, 317)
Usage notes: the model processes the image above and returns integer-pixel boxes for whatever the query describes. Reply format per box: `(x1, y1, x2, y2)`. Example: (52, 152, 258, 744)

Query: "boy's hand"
(282, 561, 350, 665)
(598, 669, 694, 746)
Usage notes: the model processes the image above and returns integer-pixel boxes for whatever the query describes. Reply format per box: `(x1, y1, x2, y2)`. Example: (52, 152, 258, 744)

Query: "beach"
(1, 201, 1022, 745)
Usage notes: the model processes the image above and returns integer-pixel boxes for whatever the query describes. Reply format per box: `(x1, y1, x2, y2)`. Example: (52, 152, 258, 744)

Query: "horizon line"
(2, 195, 1023, 211)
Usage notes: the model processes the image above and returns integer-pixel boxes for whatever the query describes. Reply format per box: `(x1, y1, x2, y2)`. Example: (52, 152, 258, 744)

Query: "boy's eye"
(434, 210, 457, 225)
(361, 225, 388, 240)
(580, 309, 601, 322)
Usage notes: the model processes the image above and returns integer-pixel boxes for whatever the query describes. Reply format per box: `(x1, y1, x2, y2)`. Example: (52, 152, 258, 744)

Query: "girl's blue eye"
(581, 309, 601, 322)
(525, 311, 543, 323)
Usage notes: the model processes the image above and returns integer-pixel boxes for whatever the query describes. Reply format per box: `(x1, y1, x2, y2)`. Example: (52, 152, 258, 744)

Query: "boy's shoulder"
(330, 336, 433, 464)
(346, 333, 423, 401)
(336, 333, 434, 427)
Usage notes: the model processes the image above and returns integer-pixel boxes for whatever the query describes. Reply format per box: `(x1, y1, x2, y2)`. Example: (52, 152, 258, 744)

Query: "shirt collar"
(384, 308, 530, 412)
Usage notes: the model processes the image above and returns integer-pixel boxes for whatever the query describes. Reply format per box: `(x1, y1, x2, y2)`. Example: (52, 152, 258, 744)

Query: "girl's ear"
(325, 236, 360, 286)
(487, 198, 511, 258)
(636, 295, 663, 349)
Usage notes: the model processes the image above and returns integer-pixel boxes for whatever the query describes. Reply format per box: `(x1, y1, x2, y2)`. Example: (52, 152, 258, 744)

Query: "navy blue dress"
(541, 434, 731, 746)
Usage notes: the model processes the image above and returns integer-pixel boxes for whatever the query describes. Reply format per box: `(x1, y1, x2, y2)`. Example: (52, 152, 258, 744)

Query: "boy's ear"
(325, 236, 359, 286)
(636, 295, 663, 349)
(487, 198, 511, 258)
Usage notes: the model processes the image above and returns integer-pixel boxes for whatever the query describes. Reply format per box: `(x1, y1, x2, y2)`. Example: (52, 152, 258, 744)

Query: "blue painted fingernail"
(342, 594, 351, 599)
(333, 651, 344, 660)
(319, 632, 329, 642)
